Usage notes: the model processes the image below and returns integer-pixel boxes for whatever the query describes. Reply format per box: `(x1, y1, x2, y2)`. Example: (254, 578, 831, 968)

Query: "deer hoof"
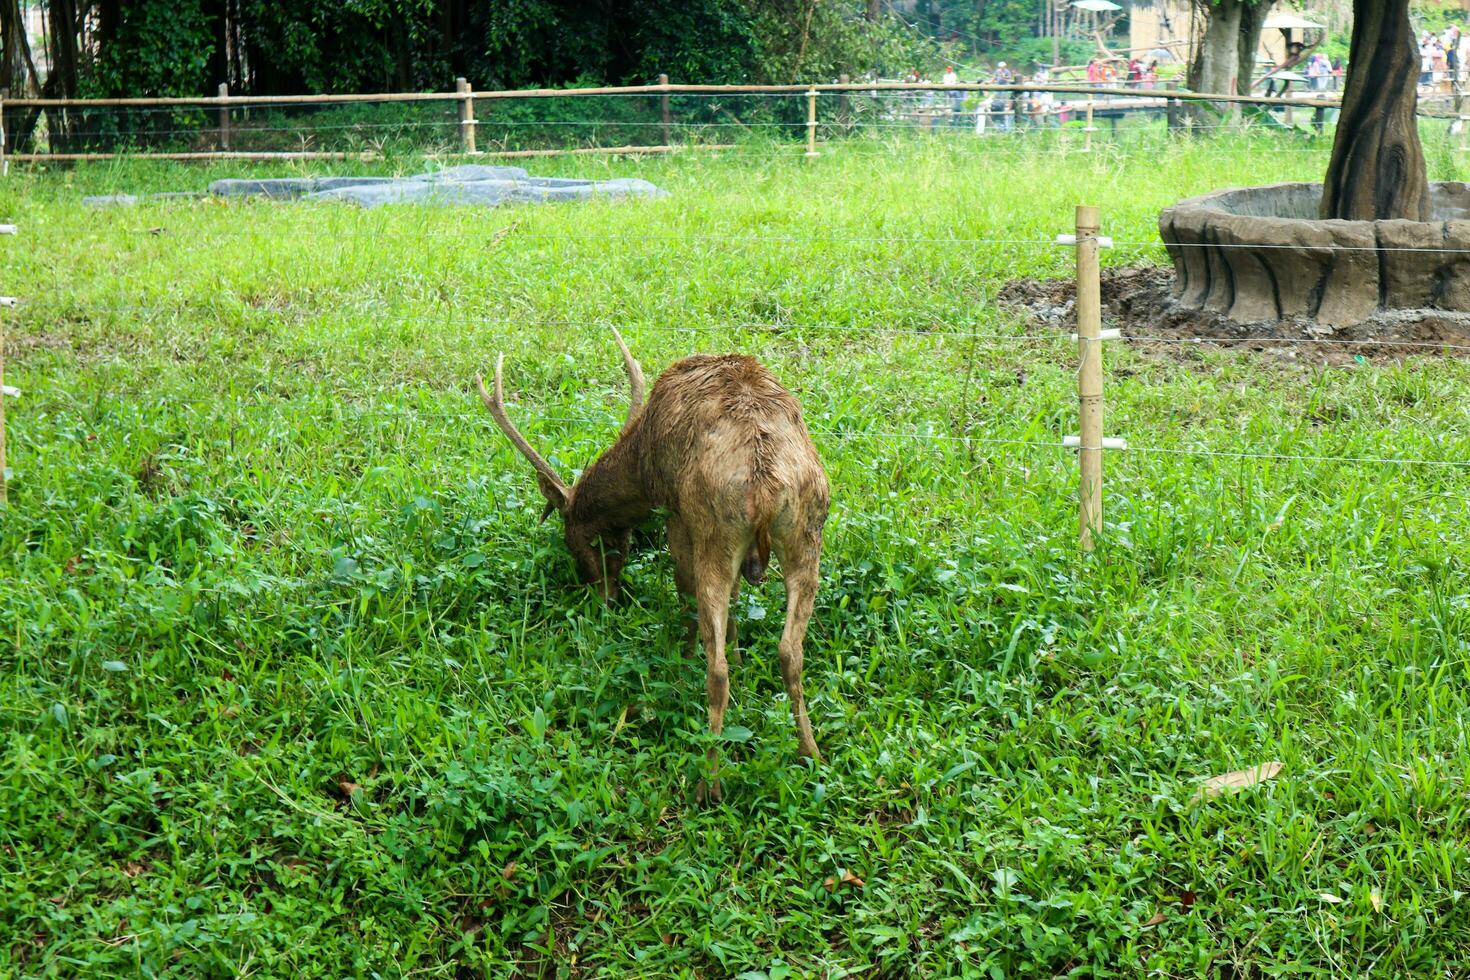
(696, 777, 723, 805)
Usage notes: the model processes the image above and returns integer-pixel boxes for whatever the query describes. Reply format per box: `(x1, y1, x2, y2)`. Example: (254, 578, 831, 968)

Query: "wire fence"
(6, 174, 1470, 535)
(14, 391, 1470, 473)
(0, 81, 1402, 163)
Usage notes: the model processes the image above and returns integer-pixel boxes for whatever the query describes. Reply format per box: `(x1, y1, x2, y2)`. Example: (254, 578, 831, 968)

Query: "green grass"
(6, 130, 1470, 977)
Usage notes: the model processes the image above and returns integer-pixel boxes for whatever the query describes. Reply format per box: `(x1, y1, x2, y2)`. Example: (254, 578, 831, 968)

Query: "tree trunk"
(200, 0, 227, 87)
(866, 0, 881, 22)
(1237, 0, 1275, 92)
(1320, 0, 1428, 220)
(1187, 0, 1244, 123)
(46, 0, 80, 96)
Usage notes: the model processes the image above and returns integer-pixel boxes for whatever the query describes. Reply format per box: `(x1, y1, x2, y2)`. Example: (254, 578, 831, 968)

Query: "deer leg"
(668, 516, 698, 656)
(776, 546, 822, 762)
(725, 579, 742, 666)
(695, 560, 736, 805)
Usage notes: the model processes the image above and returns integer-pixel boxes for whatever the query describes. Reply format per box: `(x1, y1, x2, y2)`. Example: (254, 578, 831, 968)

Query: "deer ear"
(538, 501, 559, 523)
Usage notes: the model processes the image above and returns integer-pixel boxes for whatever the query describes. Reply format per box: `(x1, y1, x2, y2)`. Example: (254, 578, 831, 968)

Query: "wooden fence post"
(217, 83, 230, 150)
(456, 78, 476, 154)
(1456, 70, 1469, 153)
(0, 299, 6, 504)
(805, 88, 819, 157)
(1083, 101, 1095, 153)
(837, 74, 850, 128)
(1075, 204, 1103, 551)
(658, 74, 671, 147)
(0, 228, 12, 505)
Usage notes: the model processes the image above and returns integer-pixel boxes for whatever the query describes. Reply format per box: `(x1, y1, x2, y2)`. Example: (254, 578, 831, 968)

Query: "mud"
(999, 265, 1470, 366)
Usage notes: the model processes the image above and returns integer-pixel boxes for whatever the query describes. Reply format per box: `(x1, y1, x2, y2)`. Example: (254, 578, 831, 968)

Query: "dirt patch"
(999, 265, 1470, 366)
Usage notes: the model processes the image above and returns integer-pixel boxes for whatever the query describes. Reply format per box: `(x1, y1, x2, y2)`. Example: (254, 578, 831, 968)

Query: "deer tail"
(741, 523, 771, 585)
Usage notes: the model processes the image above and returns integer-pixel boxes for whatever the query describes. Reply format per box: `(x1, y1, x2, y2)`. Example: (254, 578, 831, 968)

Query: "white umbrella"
(1263, 12, 1327, 30)
(1070, 0, 1122, 11)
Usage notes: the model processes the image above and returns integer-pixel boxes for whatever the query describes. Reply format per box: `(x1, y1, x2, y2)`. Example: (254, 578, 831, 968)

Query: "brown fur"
(479, 341, 829, 801)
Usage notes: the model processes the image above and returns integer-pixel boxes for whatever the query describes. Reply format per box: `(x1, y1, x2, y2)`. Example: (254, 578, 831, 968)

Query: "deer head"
(477, 328, 646, 601)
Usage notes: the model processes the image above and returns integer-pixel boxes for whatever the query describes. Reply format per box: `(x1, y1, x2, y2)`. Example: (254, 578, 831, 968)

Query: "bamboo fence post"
(217, 83, 230, 149)
(0, 299, 6, 504)
(1084, 101, 1095, 153)
(658, 74, 671, 147)
(805, 88, 819, 157)
(1456, 70, 1469, 153)
(0, 270, 10, 506)
(0, 311, 6, 505)
(456, 78, 476, 154)
(1075, 204, 1103, 551)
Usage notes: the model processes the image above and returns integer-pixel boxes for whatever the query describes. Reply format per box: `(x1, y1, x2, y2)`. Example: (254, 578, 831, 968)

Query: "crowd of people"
(896, 64, 1083, 132)
(884, 27, 1470, 135)
(1421, 27, 1465, 92)
(1083, 57, 1161, 88)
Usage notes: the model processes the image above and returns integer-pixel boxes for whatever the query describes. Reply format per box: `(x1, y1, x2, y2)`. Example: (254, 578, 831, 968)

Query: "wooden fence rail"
(0, 81, 1346, 165)
(3, 81, 1342, 110)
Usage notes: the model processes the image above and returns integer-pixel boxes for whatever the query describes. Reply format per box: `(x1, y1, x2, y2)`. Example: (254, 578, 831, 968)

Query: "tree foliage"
(2, 0, 933, 100)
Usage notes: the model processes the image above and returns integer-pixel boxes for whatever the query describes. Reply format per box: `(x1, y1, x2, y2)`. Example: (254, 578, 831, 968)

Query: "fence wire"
(10, 394, 1470, 472)
(0, 83, 1415, 160)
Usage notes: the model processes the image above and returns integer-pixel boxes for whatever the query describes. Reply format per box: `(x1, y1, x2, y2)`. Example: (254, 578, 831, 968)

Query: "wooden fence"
(0, 81, 1346, 165)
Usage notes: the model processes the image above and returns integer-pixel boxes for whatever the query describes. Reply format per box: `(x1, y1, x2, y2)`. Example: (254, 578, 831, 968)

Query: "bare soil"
(999, 265, 1470, 366)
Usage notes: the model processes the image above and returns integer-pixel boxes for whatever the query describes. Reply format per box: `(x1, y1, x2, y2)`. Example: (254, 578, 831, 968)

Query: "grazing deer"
(477, 329, 828, 800)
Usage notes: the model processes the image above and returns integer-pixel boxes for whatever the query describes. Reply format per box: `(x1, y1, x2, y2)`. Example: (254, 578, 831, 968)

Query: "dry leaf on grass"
(1142, 911, 1166, 928)
(823, 869, 865, 891)
(1370, 890, 1382, 913)
(337, 779, 361, 799)
(502, 861, 518, 880)
(1192, 761, 1283, 801)
(1318, 892, 1343, 904)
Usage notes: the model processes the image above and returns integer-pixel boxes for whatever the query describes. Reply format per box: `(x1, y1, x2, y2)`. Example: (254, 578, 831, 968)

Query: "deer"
(476, 328, 828, 802)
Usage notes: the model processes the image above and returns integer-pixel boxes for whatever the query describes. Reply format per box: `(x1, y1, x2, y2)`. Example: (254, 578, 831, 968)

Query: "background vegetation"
(6, 126, 1470, 974)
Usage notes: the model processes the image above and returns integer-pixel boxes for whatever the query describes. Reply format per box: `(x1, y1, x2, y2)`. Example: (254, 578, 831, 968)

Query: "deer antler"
(477, 354, 571, 514)
(609, 326, 645, 433)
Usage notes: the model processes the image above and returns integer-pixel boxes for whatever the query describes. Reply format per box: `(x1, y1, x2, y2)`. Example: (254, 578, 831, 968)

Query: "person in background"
(992, 61, 1015, 131)
(1432, 35, 1448, 90)
(1263, 40, 1312, 97)
(1446, 26, 1462, 86)
(1032, 75, 1057, 127)
(1331, 56, 1344, 90)
(1085, 58, 1102, 87)
(1127, 58, 1143, 87)
(942, 64, 963, 125)
(1421, 33, 1434, 88)
(1143, 60, 1159, 89)
(1307, 51, 1330, 92)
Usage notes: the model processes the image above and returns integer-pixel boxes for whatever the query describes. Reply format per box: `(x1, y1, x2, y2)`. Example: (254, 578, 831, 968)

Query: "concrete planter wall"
(1159, 182, 1470, 326)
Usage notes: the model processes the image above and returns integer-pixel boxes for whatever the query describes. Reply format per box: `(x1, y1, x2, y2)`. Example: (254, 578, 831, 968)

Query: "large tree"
(1319, 0, 1429, 220)
(1185, 0, 1275, 124)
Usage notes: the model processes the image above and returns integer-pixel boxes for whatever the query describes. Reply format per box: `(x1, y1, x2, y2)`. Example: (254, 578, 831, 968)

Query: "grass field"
(7, 129, 1470, 977)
